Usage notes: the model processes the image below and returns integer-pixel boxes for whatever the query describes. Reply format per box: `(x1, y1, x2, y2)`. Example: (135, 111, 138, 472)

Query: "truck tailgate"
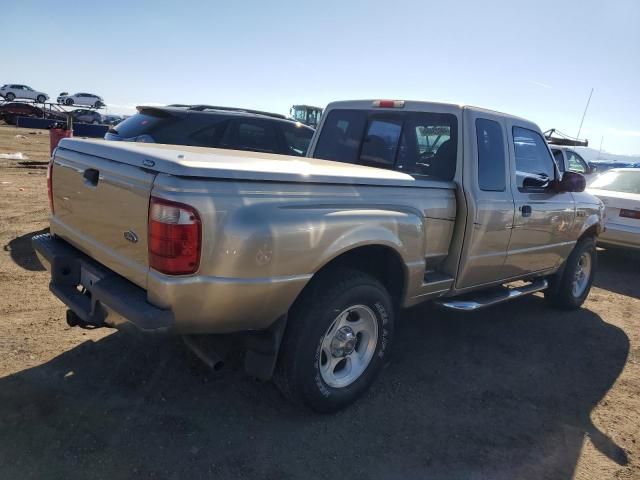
(51, 147, 155, 289)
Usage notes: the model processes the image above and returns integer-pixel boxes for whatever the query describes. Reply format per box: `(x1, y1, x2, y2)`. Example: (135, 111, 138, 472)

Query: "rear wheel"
(275, 268, 394, 412)
(65, 98, 73, 106)
(6, 92, 15, 101)
(545, 236, 597, 310)
(94, 101, 102, 108)
(36, 95, 46, 103)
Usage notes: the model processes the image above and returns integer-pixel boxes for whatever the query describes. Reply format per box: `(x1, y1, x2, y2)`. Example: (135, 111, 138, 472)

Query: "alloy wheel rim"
(318, 305, 378, 388)
(572, 252, 592, 297)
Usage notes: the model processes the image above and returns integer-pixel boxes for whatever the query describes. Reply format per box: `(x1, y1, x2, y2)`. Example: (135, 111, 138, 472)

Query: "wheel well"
(579, 224, 599, 242)
(312, 245, 407, 306)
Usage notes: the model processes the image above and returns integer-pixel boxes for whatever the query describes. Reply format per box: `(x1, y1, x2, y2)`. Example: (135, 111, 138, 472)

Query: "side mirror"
(556, 171, 586, 192)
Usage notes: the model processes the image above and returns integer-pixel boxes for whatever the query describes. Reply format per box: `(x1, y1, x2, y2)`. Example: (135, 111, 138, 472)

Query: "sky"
(3, 0, 640, 155)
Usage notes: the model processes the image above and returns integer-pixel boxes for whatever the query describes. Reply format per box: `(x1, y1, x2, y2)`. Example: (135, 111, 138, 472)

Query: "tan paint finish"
(46, 99, 603, 333)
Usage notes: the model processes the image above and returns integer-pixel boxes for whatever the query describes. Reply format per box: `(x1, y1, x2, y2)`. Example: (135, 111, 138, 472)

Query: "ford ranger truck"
(33, 99, 604, 412)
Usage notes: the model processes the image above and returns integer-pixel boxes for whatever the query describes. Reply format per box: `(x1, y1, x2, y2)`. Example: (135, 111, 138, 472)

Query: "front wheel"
(545, 236, 597, 310)
(275, 268, 394, 412)
(65, 98, 73, 106)
(37, 95, 46, 103)
(5, 92, 15, 101)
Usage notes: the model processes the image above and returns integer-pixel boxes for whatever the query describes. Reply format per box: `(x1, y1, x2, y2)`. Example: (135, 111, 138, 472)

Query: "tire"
(275, 268, 394, 412)
(6, 92, 15, 101)
(65, 98, 73, 106)
(37, 95, 46, 103)
(94, 101, 102, 108)
(545, 236, 597, 310)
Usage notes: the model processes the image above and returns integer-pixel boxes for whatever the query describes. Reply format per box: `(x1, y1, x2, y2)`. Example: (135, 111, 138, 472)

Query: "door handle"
(520, 205, 532, 217)
(83, 168, 99, 186)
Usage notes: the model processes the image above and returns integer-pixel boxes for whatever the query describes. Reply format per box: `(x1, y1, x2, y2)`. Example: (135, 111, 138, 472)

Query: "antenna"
(576, 88, 594, 140)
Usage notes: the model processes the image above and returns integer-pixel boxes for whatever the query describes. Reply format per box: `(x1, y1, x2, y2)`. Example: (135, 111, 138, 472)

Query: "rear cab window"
(313, 109, 458, 181)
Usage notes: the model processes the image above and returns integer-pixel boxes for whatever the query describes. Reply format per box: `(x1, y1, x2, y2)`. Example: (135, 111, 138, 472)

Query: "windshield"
(590, 170, 640, 194)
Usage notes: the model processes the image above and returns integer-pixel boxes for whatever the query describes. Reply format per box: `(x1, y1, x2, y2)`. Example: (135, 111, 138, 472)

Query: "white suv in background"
(57, 92, 104, 108)
(0, 84, 49, 103)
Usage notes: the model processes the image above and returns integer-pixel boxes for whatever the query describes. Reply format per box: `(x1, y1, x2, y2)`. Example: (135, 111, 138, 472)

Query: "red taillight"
(47, 160, 54, 213)
(148, 197, 201, 275)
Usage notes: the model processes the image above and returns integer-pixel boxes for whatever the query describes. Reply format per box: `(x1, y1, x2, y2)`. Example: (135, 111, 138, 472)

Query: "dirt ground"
(0, 123, 638, 480)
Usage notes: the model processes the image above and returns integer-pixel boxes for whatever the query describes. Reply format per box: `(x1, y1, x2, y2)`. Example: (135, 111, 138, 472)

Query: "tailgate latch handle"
(83, 168, 100, 186)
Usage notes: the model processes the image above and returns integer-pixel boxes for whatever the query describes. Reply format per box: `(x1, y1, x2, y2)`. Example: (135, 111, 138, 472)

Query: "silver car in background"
(587, 168, 640, 250)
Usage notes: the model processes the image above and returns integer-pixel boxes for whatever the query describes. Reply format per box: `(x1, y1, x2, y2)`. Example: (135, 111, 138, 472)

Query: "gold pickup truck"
(33, 99, 604, 412)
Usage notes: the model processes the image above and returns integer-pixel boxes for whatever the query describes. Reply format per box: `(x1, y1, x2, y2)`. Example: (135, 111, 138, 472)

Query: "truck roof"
(324, 99, 533, 124)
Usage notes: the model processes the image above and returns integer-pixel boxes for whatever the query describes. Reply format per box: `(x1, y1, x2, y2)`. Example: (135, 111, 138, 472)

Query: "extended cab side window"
(476, 118, 506, 191)
(513, 126, 556, 191)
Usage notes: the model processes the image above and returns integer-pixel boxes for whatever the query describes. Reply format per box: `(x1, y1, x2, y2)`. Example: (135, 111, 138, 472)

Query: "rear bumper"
(33, 233, 311, 334)
(599, 223, 640, 250)
(32, 233, 174, 332)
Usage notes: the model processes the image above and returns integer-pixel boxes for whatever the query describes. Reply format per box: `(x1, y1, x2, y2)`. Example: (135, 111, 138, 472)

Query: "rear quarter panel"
(147, 175, 456, 331)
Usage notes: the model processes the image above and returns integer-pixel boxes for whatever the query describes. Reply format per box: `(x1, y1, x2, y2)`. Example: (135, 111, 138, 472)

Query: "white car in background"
(56, 92, 104, 108)
(0, 84, 49, 103)
(587, 168, 640, 250)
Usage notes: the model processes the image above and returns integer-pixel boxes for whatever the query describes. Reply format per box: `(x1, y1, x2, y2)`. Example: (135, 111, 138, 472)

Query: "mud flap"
(244, 315, 287, 381)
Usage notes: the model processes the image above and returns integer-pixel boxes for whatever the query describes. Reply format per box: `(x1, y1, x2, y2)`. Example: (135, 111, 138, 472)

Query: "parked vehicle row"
(0, 84, 106, 109)
(34, 98, 603, 412)
(0, 102, 65, 125)
(0, 102, 109, 126)
(106, 105, 315, 156)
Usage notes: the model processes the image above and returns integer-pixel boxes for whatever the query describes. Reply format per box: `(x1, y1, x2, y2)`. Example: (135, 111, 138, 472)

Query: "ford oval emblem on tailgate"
(123, 230, 139, 243)
(142, 159, 155, 167)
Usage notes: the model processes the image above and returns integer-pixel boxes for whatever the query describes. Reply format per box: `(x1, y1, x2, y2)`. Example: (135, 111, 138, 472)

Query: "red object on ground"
(49, 128, 73, 156)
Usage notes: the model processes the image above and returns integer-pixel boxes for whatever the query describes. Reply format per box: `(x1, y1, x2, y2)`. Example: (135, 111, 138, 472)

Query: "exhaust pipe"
(182, 335, 225, 371)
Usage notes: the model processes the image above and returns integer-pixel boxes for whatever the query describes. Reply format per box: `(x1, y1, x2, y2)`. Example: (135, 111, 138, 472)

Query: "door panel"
(504, 123, 575, 276)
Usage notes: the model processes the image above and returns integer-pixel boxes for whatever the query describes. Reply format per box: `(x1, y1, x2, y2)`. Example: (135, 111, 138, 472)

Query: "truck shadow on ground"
(594, 247, 640, 299)
(0, 296, 629, 479)
(4, 228, 47, 271)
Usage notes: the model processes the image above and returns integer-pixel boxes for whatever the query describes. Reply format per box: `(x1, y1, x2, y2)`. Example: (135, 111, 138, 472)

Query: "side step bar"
(434, 279, 548, 312)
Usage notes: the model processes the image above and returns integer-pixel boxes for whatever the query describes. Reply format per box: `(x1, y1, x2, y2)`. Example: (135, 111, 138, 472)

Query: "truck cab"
(307, 100, 602, 294)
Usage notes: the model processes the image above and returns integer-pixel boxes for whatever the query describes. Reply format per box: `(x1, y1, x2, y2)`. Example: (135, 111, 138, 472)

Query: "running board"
(434, 279, 548, 312)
